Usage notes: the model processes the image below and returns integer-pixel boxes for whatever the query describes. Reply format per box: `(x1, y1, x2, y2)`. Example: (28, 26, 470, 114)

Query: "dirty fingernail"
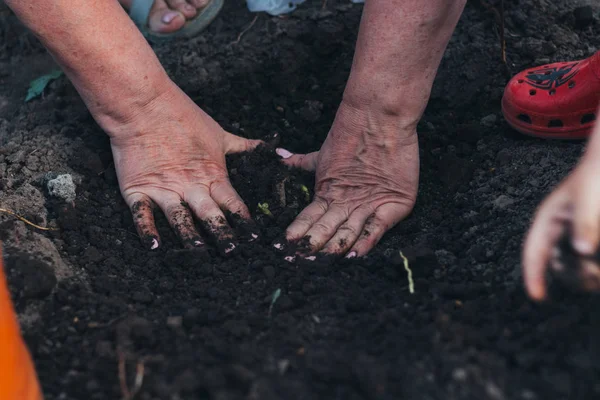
(573, 239, 594, 255)
(224, 242, 236, 254)
(276, 148, 293, 159)
(150, 238, 160, 250)
(194, 240, 204, 247)
(162, 11, 180, 24)
(345, 251, 357, 259)
(284, 255, 296, 263)
(305, 255, 316, 261)
(249, 233, 259, 242)
(273, 242, 285, 251)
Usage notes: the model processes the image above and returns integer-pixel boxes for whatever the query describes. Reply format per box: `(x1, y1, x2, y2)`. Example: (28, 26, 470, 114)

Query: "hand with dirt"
(277, 103, 418, 257)
(276, 0, 467, 257)
(6, 0, 260, 251)
(111, 85, 261, 251)
(523, 109, 600, 300)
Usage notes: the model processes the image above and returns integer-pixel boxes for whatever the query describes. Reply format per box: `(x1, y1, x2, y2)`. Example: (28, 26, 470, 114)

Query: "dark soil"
(2, 0, 600, 399)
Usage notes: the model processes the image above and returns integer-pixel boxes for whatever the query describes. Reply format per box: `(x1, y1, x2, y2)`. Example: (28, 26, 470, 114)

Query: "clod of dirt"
(46, 173, 76, 203)
(573, 6, 595, 29)
(4, 252, 57, 300)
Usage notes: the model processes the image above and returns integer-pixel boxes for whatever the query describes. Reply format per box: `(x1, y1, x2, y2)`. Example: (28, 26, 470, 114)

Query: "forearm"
(5, 0, 171, 133)
(343, 0, 466, 126)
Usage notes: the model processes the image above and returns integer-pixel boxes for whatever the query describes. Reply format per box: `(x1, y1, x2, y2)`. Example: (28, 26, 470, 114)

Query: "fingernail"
(150, 238, 159, 250)
(305, 255, 316, 261)
(273, 242, 285, 251)
(185, 4, 196, 12)
(194, 240, 204, 247)
(276, 148, 293, 159)
(249, 233, 259, 242)
(573, 239, 594, 255)
(162, 11, 180, 24)
(284, 255, 296, 263)
(345, 251, 357, 259)
(224, 242, 236, 254)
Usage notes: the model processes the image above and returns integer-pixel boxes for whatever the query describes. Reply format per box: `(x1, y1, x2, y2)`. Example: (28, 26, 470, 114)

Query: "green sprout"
(399, 251, 415, 294)
(300, 185, 310, 202)
(268, 288, 281, 318)
(258, 202, 273, 217)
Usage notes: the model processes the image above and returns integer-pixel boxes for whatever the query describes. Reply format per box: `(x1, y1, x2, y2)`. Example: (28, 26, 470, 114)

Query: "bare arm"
(5, 0, 171, 133)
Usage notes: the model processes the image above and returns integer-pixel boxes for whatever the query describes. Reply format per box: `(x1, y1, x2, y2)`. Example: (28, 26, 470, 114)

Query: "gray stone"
(481, 114, 497, 127)
(47, 173, 76, 203)
(493, 195, 515, 209)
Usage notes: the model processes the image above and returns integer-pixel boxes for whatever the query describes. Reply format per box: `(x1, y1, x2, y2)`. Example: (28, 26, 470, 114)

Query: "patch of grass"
(399, 251, 414, 294)
(268, 288, 281, 318)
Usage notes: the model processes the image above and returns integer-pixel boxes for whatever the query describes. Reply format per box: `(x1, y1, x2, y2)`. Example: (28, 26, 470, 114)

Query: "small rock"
(493, 195, 515, 209)
(167, 316, 183, 328)
(573, 6, 594, 29)
(47, 174, 76, 203)
(452, 368, 467, 382)
(481, 114, 497, 127)
(83, 246, 103, 263)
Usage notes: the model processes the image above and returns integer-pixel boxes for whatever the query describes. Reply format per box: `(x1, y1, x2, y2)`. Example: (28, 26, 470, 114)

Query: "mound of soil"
(1, 0, 600, 399)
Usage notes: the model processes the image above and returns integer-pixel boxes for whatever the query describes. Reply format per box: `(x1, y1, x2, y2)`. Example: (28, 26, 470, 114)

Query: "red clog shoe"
(502, 51, 600, 139)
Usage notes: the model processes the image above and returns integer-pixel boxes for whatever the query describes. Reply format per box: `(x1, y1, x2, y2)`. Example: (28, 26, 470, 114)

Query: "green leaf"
(257, 202, 273, 217)
(25, 69, 63, 102)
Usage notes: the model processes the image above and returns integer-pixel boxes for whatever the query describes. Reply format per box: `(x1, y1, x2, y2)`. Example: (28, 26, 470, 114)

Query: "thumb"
(276, 148, 319, 172)
(223, 131, 263, 155)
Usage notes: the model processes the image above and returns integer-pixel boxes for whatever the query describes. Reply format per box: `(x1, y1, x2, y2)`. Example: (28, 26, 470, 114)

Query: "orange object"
(0, 245, 43, 400)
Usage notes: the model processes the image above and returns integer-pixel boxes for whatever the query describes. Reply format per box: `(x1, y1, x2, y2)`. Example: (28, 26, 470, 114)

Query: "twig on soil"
(276, 178, 288, 207)
(232, 14, 259, 45)
(0, 208, 58, 231)
(479, 0, 506, 64)
(399, 251, 414, 294)
(268, 288, 281, 318)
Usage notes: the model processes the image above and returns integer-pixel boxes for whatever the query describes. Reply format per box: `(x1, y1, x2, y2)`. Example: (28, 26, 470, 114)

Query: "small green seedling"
(25, 69, 63, 102)
(258, 202, 273, 217)
(268, 288, 281, 318)
(300, 185, 310, 202)
(399, 251, 415, 294)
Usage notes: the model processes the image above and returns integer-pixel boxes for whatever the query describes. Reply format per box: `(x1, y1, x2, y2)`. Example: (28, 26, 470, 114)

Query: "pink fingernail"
(346, 251, 357, 259)
(305, 255, 316, 261)
(276, 148, 293, 159)
(284, 255, 296, 263)
(162, 11, 179, 24)
(150, 238, 159, 250)
(273, 243, 284, 250)
(573, 239, 594, 255)
(194, 240, 204, 247)
(224, 243, 236, 254)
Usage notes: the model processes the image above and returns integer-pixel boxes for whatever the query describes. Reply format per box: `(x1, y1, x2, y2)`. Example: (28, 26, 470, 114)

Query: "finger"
(128, 194, 161, 250)
(321, 206, 373, 256)
(223, 132, 263, 155)
(165, 0, 197, 18)
(155, 195, 205, 249)
(185, 188, 237, 254)
(276, 148, 319, 172)
(579, 259, 600, 291)
(285, 200, 328, 242)
(571, 167, 600, 256)
(211, 181, 260, 241)
(348, 202, 411, 257)
(522, 189, 570, 301)
(187, 0, 210, 8)
(211, 181, 252, 220)
(298, 206, 349, 254)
